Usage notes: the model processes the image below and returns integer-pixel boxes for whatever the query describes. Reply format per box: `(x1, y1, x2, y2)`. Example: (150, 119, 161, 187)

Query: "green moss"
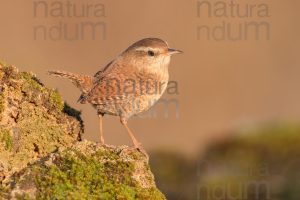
(0, 129, 13, 151)
(0, 185, 10, 199)
(136, 187, 167, 200)
(15, 194, 32, 200)
(17, 104, 72, 155)
(20, 72, 45, 107)
(20, 72, 44, 93)
(20, 72, 64, 113)
(49, 90, 64, 112)
(33, 149, 165, 200)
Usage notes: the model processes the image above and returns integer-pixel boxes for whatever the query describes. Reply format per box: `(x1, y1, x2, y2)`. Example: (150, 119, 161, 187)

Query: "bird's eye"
(147, 50, 155, 57)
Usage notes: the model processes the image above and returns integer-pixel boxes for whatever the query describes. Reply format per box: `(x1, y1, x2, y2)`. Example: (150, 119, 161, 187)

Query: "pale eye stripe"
(135, 47, 160, 52)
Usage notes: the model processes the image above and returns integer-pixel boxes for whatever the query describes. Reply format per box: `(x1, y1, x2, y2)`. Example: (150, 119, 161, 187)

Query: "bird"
(48, 38, 182, 149)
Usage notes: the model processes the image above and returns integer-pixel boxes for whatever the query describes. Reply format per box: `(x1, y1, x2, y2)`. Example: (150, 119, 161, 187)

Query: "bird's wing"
(93, 60, 115, 82)
(79, 60, 134, 105)
(77, 59, 118, 103)
(84, 58, 162, 105)
(83, 61, 137, 105)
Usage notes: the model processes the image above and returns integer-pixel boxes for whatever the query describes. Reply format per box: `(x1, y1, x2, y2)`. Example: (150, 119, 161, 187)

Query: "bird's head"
(121, 38, 182, 72)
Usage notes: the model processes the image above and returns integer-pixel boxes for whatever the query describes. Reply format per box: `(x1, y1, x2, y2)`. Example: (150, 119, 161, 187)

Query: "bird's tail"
(48, 70, 93, 94)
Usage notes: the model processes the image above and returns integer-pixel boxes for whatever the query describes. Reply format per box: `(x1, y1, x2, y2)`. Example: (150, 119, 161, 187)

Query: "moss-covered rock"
(7, 141, 166, 200)
(0, 129, 13, 151)
(0, 63, 83, 186)
(0, 62, 165, 199)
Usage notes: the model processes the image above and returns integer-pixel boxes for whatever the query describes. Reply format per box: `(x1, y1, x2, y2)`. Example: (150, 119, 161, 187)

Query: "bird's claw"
(96, 142, 112, 148)
(133, 144, 149, 159)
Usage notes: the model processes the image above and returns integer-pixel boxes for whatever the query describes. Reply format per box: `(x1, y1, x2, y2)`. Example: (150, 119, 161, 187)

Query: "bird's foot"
(118, 144, 149, 160)
(131, 143, 149, 159)
(96, 142, 112, 148)
(133, 142, 142, 149)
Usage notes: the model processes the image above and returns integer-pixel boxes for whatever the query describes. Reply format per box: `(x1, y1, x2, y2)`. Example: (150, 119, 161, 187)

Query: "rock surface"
(0, 62, 165, 199)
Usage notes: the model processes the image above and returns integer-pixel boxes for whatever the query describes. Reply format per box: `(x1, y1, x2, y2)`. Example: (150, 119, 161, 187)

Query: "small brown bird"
(49, 38, 182, 149)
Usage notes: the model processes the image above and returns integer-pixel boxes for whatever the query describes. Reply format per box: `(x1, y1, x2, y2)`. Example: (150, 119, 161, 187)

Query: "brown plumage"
(48, 70, 93, 95)
(49, 38, 182, 149)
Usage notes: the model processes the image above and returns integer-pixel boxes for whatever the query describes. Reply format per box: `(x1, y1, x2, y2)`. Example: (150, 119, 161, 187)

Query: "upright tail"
(48, 70, 93, 94)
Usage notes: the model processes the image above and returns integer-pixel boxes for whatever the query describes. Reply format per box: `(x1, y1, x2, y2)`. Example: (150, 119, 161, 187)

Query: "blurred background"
(0, 0, 299, 199)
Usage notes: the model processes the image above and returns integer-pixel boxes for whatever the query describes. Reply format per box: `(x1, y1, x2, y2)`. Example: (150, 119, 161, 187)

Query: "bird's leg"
(120, 118, 148, 159)
(98, 114, 105, 145)
(120, 118, 141, 148)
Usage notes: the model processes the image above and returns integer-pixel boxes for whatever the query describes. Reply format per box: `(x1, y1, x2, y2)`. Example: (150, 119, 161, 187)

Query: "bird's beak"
(168, 48, 183, 55)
